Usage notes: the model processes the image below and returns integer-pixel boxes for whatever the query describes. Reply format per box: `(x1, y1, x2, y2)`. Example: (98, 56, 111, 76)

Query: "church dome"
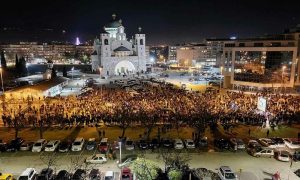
(105, 14, 122, 28)
(114, 46, 130, 52)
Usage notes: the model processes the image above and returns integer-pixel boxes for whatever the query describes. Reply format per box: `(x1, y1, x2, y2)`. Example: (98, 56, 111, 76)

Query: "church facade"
(91, 14, 147, 76)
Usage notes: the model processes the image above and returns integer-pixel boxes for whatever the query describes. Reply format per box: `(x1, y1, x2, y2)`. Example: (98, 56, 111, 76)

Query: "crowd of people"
(1, 79, 300, 136)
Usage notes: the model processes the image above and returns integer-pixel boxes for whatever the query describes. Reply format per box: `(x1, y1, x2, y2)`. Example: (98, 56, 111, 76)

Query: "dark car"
(162, 138, 173, 148)
(6, 138, 24, 152)
(270, 137, 285, 147)
(198, 137, 208, 148)
(0, 139, 7, 152)
(55, 170, 70, 180)
(149, 139, 159, 149)
(37, 168, 54, 180)
(86, 138, 96, 151)
(89, 169, 101, 180)
(293, 151, 300, 162)
(72, 169, 86, 180)
(214, 139, 230, 150)
(295, 169, 300, 178)
(139, 140, 148, 150)
(59, 141, 71, 153)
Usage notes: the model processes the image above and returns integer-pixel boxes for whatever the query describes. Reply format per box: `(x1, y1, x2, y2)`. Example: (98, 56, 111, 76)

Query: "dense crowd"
(1, 80, 300, 136)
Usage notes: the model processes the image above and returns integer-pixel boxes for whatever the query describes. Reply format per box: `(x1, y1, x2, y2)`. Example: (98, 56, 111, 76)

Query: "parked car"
(275, 150, 290, 162)
(86, 138, 96, 151)
(37, 168, 54, 180)
(270, 137, 286, 148)
(174, 139, 184, 150)
(72, 169, 86, 180)
(229, 138, 245, 150)
(247, 140, 260, 149)
(6, 138, 24, 152)
(125, 140, 135, 151)
(32, 139, 47, 152)
(249, 146, 274, 158)
(98, 138, 109, 153)
(0, 173, 13, 180)
(58, 141, 71, 153)
(71, 137, 85, 152)
(0, 139, 7, 152)
(217, 166, 238, 180)
(104, 171, 116, 180)
(139, 140, 148, 150)
(149, 138, 159, 149)
(284, 138, 300, 149)
(162, 138, 173, 148)
(295, 169, 300, 178)
(55, 170, 70, 180)
(45, 140, 60, 152)
(89, 169, 101, 180)
(214, 139, 230, 150)
(198, 137, 208, 148)
(184, 139, 195, 149)
(18, 168, 37, 180)
(258, 138, 276, 149)
(85, 154, 107, 164)
(293, 151, 300, 162)
(20, 141, 34, 151)
(121, 167, 133, 180)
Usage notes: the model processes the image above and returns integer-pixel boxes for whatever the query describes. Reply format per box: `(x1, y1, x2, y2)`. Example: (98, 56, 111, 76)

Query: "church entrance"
(114, 60, 136, 76)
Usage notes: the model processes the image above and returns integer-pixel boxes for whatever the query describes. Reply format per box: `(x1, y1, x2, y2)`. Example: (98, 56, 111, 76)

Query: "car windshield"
(74, 142, 81, 146)
(87, 141, 94, 145)
(126, 141, 133, 145)
(225, 173, 236, 179)
(100, 142, 107, 146)
(188, 142, 193, 145)
(104, 177, 113, 180)
(18, 176, 28, 180)
(34, 143, 42, 146)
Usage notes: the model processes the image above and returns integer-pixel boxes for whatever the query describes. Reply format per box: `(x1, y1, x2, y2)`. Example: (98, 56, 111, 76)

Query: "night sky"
(0, 0, 299, 45)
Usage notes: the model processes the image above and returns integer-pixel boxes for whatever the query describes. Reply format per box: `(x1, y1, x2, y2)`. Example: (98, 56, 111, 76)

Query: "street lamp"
(0, 66, 4, 94)
(82, 74, 85, 87)
(220, 66, 223, 90)
(282, 65, 286, 93)
(71, 66, 74, 81)
(118, 141, 122, 164)
(98, 66, 103, 98)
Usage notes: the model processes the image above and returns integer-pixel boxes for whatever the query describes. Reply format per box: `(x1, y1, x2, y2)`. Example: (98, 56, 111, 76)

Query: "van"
(71, 137, 85, 152)
(98, 138, 109, 153)
(18, 168, 37, 180)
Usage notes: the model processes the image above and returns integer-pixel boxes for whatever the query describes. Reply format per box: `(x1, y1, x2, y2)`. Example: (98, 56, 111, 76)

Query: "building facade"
(0, 42, 93, 64)
(221, 38, 297, 90)
(91, 14, 147, 76)
(176, 44, 212, 67)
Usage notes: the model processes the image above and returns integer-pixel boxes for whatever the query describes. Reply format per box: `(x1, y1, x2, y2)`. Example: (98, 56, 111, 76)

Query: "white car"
(104, 171, 115, 180)
(71, 137, 85, 152)
(174, 139, 184, 149)
(125, 140, 135, 151)
(85, 154, 107, 164)
(184, 139, 195, 149)
(284, 138, 300, 149)
(18, 168, 37, 180)
(258, 138, 276, 149)
(32, 139, 47, 152)
(45, 140, 60, 152)
(217, 166, 238, 180)
(275, 150, 290, 162)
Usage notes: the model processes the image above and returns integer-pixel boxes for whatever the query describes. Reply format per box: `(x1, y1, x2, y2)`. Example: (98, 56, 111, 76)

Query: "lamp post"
(82, 74, 85, 88)
(220, 66, 223, 90)
(71, 66, 74, 81)
(98, 66, 103, 98)
(282, 66, 286, 93)
(0, 66, 4, 94)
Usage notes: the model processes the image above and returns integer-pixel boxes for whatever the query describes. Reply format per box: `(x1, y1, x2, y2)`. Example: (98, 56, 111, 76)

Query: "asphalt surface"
(0, 147, 299, 180)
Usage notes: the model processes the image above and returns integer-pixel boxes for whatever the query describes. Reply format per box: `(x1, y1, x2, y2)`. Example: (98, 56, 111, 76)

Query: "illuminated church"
(91, 14, 147, 76)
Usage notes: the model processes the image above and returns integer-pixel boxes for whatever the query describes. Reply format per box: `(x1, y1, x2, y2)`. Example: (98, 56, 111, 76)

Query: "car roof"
(36, 139, 46, 143)
(105, 171, 113, 176)
(220, 166, 232, 171)
(20, 168, 36, 176)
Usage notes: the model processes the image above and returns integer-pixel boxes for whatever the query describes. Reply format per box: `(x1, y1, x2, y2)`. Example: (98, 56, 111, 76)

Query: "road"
(0, 148, 299, 180)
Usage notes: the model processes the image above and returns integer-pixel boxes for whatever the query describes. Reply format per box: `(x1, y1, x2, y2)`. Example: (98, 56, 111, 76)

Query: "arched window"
(140, 39, 143, 45)
(104, 39, 109, 45)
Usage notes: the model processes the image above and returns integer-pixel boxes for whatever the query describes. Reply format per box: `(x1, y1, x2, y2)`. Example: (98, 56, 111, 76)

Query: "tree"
(168, 169, 182, 180)
(0, 51, 7, 68)
(62, 66, 67, 77)
(51, 68, 57, 79)
(18, 57, 27, 76)
(131, 157, 159, 180)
